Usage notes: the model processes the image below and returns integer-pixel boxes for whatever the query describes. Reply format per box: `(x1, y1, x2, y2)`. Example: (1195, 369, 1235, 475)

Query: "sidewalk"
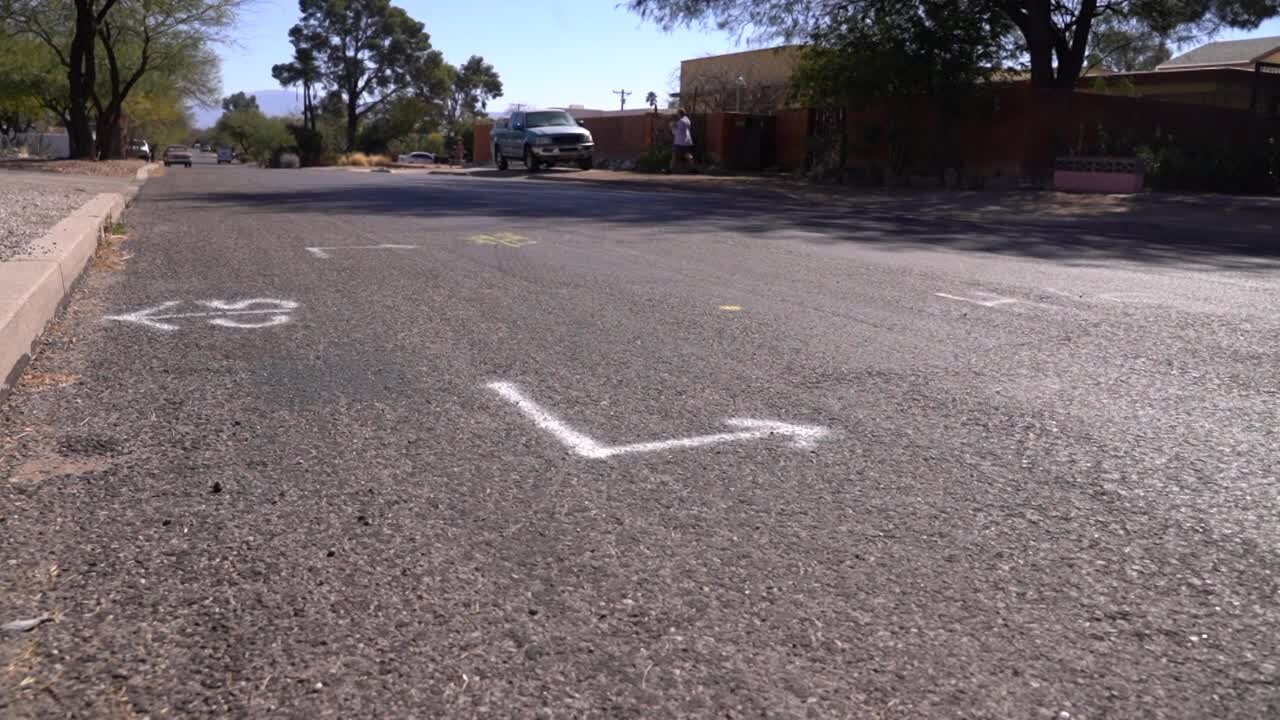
(1, 163, 158, 402)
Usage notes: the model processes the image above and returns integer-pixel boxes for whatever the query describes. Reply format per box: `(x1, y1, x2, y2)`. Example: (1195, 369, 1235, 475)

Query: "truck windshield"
(525, 111, 576, 128)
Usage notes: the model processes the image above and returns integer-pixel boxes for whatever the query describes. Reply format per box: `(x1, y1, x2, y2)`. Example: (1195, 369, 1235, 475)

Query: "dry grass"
(17, 371, 79, 390)
(92, 228, 131, 272)
(336, 152, 393, 167)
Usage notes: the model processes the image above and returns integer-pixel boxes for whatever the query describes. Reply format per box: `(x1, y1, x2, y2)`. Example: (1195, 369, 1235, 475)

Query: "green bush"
(288, 125, 326, 167)
(1138, 131, 1277, 195)
(634, 146, 672, 173)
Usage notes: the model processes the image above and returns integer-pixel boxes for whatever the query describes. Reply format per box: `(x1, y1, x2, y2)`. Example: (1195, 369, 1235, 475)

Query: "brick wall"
(773, 109, 812, 171)
(474, 123, 492, 163)
(578, 114, 660, 161)
(836, 87, 1280, 182)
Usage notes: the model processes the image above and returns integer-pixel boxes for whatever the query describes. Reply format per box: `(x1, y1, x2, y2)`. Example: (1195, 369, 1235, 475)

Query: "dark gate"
(808, 108, 847, 177)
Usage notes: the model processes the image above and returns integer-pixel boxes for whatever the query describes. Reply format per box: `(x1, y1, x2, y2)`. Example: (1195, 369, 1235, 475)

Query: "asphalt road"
(3, 154, 1279, 718)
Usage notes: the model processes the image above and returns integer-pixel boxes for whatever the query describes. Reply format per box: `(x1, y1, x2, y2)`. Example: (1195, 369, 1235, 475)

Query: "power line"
(612, 89, 632, 111)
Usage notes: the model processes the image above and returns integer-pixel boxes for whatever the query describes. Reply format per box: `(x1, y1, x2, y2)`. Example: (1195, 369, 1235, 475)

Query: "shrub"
(336, 152, 392, 167)
(1138, 131, 1277, 195)
(337, 152, 370, 167)
(288, 125, 327, 167)
(634, 146, 672, 173)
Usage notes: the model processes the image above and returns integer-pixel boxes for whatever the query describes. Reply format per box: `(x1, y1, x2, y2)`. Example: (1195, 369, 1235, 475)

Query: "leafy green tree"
(442, 55, 502, 127)
(1086, 17, 1173, 73)
(628, 0, 1280, 89)
(271, 24, 322, 131)
(792, 0, 1013, 106)
(221, 91, 259, 113)
(645, 90, 658, 112)
(2, 0, 114, 157)
(356, 94, 427, 153)
(2, 0, 241, 158)
(213, 94, 293, 165)
(287, 0, 445, 150)
(0, 34, 63, 137)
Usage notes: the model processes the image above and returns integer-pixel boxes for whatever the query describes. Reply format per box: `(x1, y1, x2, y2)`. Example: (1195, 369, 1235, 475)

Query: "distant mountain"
(191, 89, 304, 128)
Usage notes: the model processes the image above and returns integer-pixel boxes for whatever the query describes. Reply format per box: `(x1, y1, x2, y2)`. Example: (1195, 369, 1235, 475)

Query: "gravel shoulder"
(0, 158, 144, 178)
(0, 171, 133, 261)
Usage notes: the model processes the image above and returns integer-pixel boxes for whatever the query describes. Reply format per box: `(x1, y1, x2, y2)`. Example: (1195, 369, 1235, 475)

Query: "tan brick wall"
(679, 46, 804, 113)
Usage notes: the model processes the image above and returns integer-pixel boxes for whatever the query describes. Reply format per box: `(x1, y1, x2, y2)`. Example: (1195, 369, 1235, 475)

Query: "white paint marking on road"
(104, 301, 185, 331)
(487, 381, 828, 459)
(208, 315, 292, 328)
(1100, 292, 1160, 304)
(1043, 288, 1089, 303)
(304, 244, 418, 259)
(104, 299, 298, 331)
(934, 292, 1019, 308)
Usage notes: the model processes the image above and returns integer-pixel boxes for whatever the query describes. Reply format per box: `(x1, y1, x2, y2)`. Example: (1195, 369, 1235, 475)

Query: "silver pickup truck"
(492, 109, 594, 171)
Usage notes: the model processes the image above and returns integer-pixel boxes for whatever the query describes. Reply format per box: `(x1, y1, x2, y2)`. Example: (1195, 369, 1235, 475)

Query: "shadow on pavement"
(158, 174, 1280, 271)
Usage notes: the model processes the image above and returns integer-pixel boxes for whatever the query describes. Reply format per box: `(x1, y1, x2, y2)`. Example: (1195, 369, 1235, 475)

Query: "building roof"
(1159, 35, 1280, 69)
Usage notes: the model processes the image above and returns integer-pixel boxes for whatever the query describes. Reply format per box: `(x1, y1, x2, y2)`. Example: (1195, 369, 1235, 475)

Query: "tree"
(442, 55, 502, 127)
(287, 0, 445, 150)
(90, 0, 241, 158)
(0, 34, 62, 138)
(213, 93, 292, 165)
(2, 0, 115, 157)
(271, 24, 322, 131)
(2, 0, 241, 158)
(645, 90, 658, 112)
(628, 0, 1280, 89)
(221, 91, 259, 114)
(792, 0, 1014, 105)
(1086, 17, 1173, 73)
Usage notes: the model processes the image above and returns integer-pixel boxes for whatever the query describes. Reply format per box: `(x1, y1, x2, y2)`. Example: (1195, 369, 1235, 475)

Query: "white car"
(399, 151, 435, 165)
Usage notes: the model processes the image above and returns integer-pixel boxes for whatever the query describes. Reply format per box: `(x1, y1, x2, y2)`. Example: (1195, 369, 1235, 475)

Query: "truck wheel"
(523, 145, 539, 172)
(495, 146, 508, 170)
(578, 158, 593, 171)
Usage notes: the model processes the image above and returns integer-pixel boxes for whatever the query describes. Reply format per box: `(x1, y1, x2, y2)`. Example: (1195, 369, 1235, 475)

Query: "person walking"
(667, 109, 694, 174)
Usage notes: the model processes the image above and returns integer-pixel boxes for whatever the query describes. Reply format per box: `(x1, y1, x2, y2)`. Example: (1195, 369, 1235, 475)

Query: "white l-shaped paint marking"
(104, 299, 298, 331)
(487, 381, 828, 459)
(305, 244, 418, 259)
(934, 292, 1018, 308)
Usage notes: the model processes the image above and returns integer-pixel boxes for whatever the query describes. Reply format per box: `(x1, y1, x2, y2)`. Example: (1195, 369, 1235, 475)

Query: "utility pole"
(612, 89, 631, 111)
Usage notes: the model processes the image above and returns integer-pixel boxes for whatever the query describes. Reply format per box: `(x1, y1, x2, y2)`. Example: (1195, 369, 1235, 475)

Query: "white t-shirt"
(673, 116, 693, 146)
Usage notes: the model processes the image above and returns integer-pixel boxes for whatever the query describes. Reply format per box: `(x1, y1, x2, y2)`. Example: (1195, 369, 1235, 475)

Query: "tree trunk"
(1053, 0, 1097, 88)
(1022, 0, 1055, 88)
(95, 106, 124, 159)
(346, 91, 359, 151)
(66, 2, 97, 159)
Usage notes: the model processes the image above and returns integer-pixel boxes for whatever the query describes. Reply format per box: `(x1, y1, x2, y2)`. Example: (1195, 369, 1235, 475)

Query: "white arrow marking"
(487, 381, 828, 459)
(209, 315, 292, 328)
(104, 299, 298, 331)
(305, 244, 418, 259)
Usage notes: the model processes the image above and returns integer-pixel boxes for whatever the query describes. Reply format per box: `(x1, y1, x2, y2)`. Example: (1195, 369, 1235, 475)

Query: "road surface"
(3, 155, 1279, 718)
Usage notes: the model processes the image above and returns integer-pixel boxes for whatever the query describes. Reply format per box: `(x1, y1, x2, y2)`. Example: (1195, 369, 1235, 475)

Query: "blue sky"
(217, 0, 742, 112)
(216, 1, 1280, 113)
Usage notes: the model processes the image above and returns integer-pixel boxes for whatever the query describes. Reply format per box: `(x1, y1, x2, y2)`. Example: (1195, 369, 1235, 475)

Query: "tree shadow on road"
(163, 176, 1280, 271)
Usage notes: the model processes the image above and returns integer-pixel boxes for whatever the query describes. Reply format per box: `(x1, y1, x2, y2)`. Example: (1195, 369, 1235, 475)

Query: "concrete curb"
(0, 163, 157, 402)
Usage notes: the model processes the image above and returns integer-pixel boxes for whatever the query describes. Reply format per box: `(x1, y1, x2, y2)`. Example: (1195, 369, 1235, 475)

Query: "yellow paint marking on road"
(468, 232, 535, 248)
(719, 305, 743, 311)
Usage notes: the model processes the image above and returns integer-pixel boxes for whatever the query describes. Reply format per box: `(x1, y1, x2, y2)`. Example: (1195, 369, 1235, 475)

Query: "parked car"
(492, 109, 594, 171)
(127, 139, 151, 162)
(399, 151, 435, 165)
(216, 147, 235, 164)
(163, 145, 193, 167)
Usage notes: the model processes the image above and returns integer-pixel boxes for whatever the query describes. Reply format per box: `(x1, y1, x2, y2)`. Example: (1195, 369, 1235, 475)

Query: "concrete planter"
(1054, 156, 1144, 193)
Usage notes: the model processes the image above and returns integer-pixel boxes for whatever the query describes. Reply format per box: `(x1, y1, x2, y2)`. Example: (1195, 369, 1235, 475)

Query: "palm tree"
(645, 91, 658, 113)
